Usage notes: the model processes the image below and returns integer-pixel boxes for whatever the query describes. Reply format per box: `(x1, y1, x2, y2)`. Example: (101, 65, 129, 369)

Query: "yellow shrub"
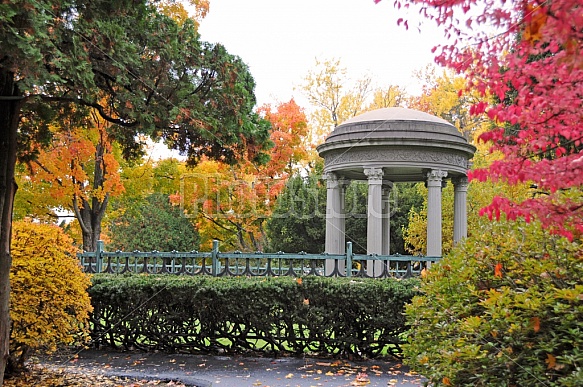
(9, 221, 92, 369)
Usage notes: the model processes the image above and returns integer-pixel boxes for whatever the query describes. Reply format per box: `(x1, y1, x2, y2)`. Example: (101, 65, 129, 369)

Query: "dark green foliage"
(267, 170, 423, 254)
(108, 193, 199, 252)
(389, 183, 424, 254)
(266, 173, 326, 253)
(343, 182, 367, 254)
(404, 218, 583, 386)
(343, 182, 423, 254)
(89, 275, 419, 358)
(2, 0, 272, 164)
(0, 0, 270, 380)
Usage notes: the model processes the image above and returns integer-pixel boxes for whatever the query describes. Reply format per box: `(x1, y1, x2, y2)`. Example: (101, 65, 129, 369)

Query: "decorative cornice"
(325, 148, 469, 169)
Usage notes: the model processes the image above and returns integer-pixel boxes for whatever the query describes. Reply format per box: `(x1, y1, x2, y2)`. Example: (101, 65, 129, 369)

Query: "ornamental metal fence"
(78, 240, 441, 278)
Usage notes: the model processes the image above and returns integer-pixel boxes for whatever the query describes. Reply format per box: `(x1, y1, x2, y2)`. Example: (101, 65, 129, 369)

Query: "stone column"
(364, 167, 384, 277)
(324, 172, 345, 275)
(381, 183, 393, 255)
(426, 169, 448, 259)
(452, 175, 469, 245)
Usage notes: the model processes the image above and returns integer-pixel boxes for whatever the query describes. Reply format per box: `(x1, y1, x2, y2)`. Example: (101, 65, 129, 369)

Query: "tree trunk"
(0, 69, 23, 384)
(74, 140, 109, 253)
(78, 197, 107, 252)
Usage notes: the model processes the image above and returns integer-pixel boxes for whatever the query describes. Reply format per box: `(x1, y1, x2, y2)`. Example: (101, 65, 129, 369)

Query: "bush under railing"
(88, 275, 419, 359)
(79, 240, 440, 278)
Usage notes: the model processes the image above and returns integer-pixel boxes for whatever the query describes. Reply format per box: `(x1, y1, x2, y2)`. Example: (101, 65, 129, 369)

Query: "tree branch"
(31, 160, 63, 187)
(40, 95, 139, 127)
(72, 194, 91, 235)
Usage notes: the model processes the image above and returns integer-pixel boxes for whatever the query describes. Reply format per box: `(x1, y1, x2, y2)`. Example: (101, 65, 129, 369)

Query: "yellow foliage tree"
(8, 222, 92, 373)
(300, 58, 373, 147)
(157, 0, 209, 26)
(403, 66, 513, 255)
(410, 66, 486, 141)
(366, 85, 407, 109)
(403, 147, 532, 255)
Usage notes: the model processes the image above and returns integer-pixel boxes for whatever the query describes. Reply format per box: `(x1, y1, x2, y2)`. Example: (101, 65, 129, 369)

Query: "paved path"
(39, 349, 426, 387)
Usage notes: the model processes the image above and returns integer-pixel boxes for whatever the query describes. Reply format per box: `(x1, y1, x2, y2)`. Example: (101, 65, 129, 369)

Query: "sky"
(196, 0, 446, 108)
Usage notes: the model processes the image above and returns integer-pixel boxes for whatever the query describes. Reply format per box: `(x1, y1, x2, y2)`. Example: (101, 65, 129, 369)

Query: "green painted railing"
(78, 240, 441, 278)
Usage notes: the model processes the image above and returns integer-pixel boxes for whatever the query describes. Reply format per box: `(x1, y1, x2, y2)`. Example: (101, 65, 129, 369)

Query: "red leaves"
(494, 263, 503, 278)
(377, 0, 583, 239)
(476, 127, 505, 144)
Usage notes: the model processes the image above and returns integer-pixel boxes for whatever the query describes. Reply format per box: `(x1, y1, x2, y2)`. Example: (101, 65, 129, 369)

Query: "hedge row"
(88, 275, 419, 358)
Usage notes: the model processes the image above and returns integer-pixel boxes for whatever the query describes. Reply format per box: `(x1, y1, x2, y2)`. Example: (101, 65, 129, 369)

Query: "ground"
(5, 365, 187, 387)
(5, 348, 425, 387)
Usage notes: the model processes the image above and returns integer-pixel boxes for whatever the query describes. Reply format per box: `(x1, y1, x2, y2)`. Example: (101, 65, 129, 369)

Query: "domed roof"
(323, 107, 465, 145)
(342, 107, 452, 125)
(316, 107, 476, 182)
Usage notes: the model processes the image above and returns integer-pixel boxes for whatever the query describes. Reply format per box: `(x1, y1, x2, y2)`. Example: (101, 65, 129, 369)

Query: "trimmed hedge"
(89, 275, 418, 358)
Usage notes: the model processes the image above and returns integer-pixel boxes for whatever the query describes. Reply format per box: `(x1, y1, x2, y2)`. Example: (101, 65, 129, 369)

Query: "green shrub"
(89, 275, 419, 358)
(9, 221, 93, 373)
(403, 218, 583, 386)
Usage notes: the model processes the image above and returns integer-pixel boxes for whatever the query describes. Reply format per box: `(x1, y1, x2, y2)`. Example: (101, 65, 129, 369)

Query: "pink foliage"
(377, 0, 583, 239)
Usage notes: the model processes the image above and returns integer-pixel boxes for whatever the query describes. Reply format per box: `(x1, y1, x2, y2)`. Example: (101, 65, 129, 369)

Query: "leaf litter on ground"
(4, 364, 187, 387)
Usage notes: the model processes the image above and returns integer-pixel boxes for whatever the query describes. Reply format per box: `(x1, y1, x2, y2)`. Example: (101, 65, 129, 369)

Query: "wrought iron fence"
(78, 240, 440, 278)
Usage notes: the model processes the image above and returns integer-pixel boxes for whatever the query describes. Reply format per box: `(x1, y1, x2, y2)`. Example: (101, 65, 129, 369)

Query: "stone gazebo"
(316, 107, 476, 275)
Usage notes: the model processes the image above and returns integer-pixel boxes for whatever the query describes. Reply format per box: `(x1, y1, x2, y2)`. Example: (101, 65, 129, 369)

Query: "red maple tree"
(377, 0, 583, 240)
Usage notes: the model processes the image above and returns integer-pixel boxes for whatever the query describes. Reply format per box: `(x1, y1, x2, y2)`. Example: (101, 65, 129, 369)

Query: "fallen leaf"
(532, 316, 541, 333)
(356, 372, 369, 381)
(350, 372, 370, 385)
(546, 353, 557, 369)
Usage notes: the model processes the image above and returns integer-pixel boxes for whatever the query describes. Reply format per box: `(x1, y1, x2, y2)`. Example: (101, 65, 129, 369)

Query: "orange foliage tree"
(174, 100, 308, 251)
(24, 109, 124, 251)
(256, 99, 309, 177)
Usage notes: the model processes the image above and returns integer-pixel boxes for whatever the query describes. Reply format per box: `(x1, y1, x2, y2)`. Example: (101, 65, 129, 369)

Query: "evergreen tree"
(108, 193, 199, 252)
